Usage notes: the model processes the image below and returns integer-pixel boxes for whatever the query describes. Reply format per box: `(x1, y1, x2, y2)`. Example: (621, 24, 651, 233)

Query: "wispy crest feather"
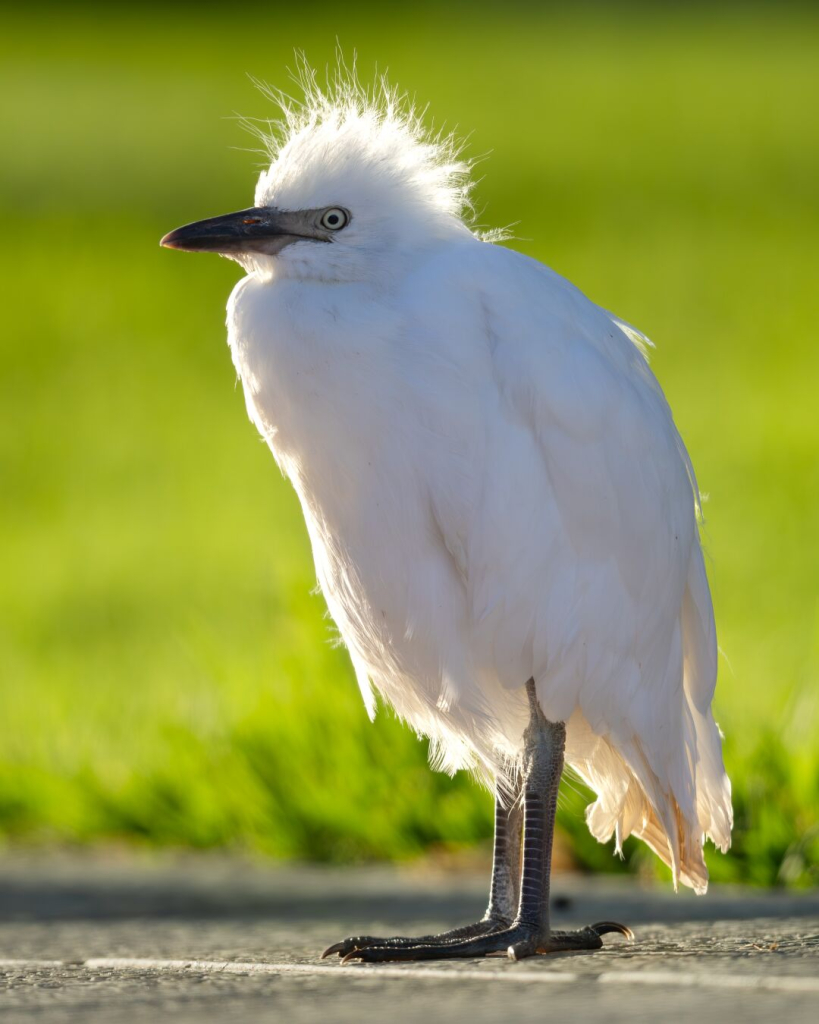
(241, 54, 479, 227)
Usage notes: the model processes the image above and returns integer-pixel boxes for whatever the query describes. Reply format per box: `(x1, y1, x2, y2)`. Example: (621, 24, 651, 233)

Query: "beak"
(160, 207, 310, 255)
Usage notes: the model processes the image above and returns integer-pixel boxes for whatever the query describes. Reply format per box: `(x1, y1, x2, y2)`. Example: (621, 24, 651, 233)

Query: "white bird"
(161, 67, 732, 961)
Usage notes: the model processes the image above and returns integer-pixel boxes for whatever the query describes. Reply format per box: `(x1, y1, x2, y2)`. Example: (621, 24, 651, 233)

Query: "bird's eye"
(320, 207, 349, 231)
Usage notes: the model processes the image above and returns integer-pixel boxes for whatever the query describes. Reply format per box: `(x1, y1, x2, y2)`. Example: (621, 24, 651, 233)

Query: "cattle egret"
(161, 67, 732, 962)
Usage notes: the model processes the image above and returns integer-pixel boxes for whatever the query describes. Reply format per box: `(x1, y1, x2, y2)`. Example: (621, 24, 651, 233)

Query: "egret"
(161, 67, 732, 962)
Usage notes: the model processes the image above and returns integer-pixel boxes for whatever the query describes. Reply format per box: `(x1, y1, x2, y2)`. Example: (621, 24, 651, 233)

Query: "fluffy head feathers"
(248, 59, 475, 226)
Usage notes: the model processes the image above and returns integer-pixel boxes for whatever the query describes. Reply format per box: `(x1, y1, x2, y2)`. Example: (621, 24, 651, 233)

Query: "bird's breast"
(225, 270, 484, 695)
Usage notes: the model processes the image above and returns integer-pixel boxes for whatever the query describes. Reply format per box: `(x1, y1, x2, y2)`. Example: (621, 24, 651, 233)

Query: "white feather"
(226, 67, 732, 892)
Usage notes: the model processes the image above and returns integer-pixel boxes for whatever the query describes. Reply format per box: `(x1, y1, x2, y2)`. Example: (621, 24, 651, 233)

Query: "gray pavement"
(1, 853, 818, 1023)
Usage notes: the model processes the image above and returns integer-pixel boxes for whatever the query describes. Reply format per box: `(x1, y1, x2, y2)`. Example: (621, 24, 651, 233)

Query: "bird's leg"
(321, 775, 522, 959)
(342, 680, 632, 962)
(485, 772, 523, 925)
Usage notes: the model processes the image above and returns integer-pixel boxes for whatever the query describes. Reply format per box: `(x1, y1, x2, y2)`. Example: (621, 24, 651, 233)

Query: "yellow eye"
(320, 208, 349, 231)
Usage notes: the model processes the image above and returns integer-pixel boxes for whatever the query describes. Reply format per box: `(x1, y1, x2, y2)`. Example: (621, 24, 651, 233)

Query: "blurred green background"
(1, 2, 817, 887)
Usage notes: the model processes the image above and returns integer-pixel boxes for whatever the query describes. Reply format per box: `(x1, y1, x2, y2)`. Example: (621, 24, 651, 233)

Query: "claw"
(341, 949, 367, 965)
(322, 936, 379, 958)
(321, 941, 348, 959)
(590, 920, 634, 941)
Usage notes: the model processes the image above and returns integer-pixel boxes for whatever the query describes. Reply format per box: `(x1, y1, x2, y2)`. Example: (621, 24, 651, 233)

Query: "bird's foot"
(321, 916, 509, 960)
(338, 920, 632, 963)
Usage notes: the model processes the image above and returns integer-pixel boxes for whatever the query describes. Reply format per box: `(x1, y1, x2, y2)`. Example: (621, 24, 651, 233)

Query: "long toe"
(322, 918, 507, 958)
(341, 926, 533, 963)
(535, 923, 635, 954)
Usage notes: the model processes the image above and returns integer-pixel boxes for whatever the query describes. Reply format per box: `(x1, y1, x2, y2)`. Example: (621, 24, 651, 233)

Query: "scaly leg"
(343, 680, 632, 962)
(321, 772, 522, 959)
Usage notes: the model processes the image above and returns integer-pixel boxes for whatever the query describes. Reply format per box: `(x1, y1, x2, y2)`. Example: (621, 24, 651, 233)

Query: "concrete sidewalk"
(1, 854, 817, 1023)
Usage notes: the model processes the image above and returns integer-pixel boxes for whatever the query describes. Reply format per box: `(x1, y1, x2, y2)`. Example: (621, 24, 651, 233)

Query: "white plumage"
(188, 69, 732, 894)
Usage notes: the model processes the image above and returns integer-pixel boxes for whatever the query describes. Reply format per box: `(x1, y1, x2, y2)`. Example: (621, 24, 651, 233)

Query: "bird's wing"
(435, 244, 701, 710)
(421, 242, 726, 888)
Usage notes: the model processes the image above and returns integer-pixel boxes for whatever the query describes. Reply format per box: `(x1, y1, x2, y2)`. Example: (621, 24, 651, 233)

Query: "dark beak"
(160, 207, 305, 255)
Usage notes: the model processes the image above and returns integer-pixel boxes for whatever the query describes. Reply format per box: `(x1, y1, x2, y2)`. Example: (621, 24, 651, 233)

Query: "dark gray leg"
(486, 772, 523, 924)
(343, 681, 632, 963)
(321, 775, 522, 959)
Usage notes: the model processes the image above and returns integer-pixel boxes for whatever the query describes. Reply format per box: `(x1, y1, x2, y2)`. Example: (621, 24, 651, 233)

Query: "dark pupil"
(327, 214, 339, 225)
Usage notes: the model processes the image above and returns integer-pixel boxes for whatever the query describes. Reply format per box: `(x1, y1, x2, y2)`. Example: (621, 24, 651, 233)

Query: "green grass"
(1, 3, 817, 885)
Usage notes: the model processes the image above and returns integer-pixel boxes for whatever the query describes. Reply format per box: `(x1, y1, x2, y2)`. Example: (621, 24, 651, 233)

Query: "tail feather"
(568, 550, 732, 894)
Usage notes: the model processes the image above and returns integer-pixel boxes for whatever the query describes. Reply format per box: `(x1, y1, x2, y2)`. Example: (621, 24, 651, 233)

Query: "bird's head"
(161, 66, 480, 283)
